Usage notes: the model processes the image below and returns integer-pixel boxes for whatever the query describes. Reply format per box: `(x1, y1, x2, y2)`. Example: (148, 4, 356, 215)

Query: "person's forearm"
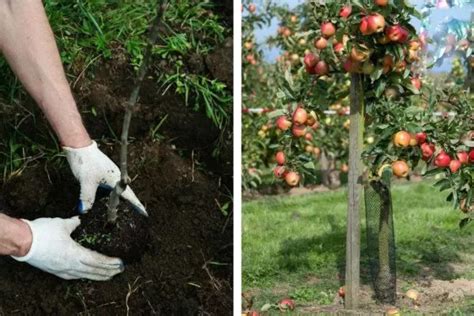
(0, 214, 32, 257)
(0, 0, 91, 148)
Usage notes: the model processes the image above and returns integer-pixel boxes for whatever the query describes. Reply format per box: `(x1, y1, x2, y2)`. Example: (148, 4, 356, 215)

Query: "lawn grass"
(243, 180, 474, 312)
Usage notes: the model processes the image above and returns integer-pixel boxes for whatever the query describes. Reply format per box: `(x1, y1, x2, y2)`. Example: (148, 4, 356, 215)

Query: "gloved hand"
(63, 141, 147, 216)
(12, 216, 124, 281)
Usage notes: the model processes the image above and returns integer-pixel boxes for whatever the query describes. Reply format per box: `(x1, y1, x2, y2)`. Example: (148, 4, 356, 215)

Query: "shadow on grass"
(276, 214, 465, 287)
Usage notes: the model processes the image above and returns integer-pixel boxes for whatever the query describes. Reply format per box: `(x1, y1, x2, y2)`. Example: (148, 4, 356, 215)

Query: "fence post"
(345, 73, 365, 309)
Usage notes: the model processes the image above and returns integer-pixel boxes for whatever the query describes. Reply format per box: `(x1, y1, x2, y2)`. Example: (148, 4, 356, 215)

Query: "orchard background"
(242, 0, 473, 314)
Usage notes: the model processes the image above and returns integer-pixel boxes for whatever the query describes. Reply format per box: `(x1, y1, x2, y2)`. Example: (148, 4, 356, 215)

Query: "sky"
(253, 0, 473, 72)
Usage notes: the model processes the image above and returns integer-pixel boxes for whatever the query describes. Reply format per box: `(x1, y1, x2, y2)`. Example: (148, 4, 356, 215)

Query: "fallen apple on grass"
(406, 289, 420, 301)
(278, 298, 296, 311)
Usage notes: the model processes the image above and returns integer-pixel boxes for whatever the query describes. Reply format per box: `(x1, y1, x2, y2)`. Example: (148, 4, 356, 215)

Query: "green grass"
(243, 181, 474, 311)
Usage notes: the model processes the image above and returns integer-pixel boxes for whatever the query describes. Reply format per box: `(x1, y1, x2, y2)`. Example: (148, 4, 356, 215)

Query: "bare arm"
(0, 0, 91, 148)
(0, 214, 31, 257)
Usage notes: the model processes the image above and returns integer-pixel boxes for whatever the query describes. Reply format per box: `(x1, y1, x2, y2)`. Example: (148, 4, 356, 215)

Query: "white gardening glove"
(63, 141, 147, 216)
(12, 216, 124, 281)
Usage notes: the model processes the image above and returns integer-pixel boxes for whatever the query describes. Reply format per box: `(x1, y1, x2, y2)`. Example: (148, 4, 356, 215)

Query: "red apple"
(321, 22, 336, 38)
(276, 116, 292, 131)
(339, 5, 352, 18)
(338, 287, 345, 298)
(315, 60, 329, 75)
(273, 165, 286, 178)
(360, 16, 371, 35)
(311, 121, 320, 131)
(351, 46, 370, 62)
(415, 132, 427, 144)
(393, 131, 411, 148)
(343, 58, 360, 73)
(367, 13, 385, 34)
(285, 172, 300, 187)
(386, 25, 409, 43)
(333, 41, 344, 54)
(293, 107, 308, 125)
(305, 65, 317, 74)
(278, 298, 296, 311)
(314, 37, 328, 50)
(434, 151, 451, 168)
(249, 3, 256, 13)
(421, 143, 435, 160)
(457, 151, 469, 165)
(304, 53, 319, 68)
(275, 151, 286, 165)
(375, 0, 389, 5)
(469, 149, 474, 163)
(305, 132, 313, 141)
(392, 160, 410, 178)
(292, 124, 306, 137)
(411, 77, 422, 91)
(449, 159, 461, 173)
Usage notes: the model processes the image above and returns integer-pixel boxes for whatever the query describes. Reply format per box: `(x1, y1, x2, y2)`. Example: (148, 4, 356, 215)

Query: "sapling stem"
(107, 1, 167, 223)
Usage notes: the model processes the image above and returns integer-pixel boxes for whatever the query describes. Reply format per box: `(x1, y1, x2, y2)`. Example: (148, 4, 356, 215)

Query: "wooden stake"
(345, 73, 364, 309)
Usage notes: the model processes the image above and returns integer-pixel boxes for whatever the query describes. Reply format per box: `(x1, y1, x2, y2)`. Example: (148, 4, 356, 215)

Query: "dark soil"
(0, 44, 233, 314)
(71, 196, 151, 264)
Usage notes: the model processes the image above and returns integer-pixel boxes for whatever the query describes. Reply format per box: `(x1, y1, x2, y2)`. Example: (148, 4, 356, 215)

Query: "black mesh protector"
(364, 170, 396, 304)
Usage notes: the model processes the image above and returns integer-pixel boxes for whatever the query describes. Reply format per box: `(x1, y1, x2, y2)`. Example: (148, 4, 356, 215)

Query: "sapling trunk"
(107, 1, 167, 223)
(320, 149, 330, 187)
(376, 191, 391, 297)
(375, 170, 396, 303)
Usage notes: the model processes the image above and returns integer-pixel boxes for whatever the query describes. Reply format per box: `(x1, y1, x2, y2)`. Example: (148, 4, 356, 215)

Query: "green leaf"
(424, 168, 445, 177)
(261, 303, 273, 312)
(375, 81, 387, 98)
(404, 106, 422, 115)
(267, 109, 286, 118)
(303, 161, 316, 169)
(370, 68, 384, 81)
